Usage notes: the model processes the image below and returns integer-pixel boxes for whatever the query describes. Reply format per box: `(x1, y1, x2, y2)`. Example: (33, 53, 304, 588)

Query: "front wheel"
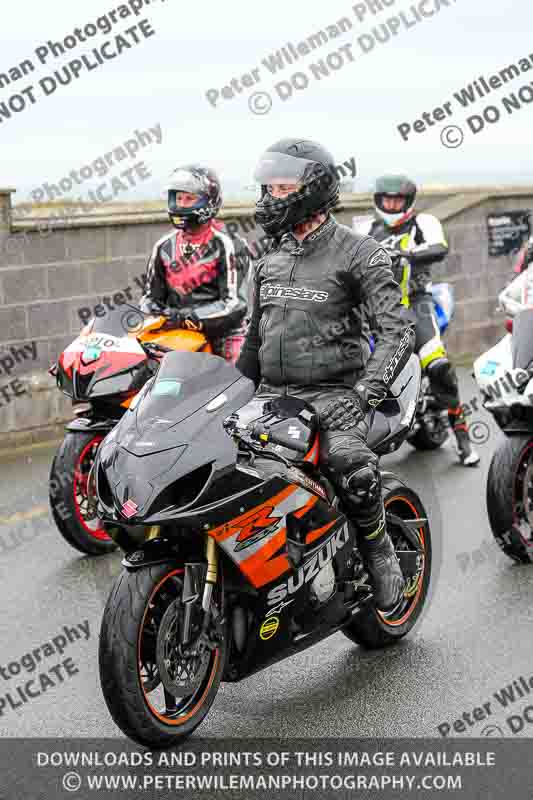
(99, 563, 226, 748)
(49, 431, 116, 555)
(486, 435, 533, 563)
(342, 474, 432, 649)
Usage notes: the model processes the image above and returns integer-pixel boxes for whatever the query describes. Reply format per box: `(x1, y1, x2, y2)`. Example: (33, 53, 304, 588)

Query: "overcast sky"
(1, 0, 531, 203)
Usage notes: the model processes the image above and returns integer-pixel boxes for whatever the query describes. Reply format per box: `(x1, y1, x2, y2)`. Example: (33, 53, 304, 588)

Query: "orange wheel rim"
(137, 568, 219, 725)
(377, 495, 426, 627)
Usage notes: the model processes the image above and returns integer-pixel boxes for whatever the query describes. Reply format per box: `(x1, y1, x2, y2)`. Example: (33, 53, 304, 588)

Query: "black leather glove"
(320, 395, 364, 432)
(165, 308, 204, 332)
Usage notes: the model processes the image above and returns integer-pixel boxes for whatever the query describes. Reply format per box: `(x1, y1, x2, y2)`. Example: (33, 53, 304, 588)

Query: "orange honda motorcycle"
(49, 303, 242, 555)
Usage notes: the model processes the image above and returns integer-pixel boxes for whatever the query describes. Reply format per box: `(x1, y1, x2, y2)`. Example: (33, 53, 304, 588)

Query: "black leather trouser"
(255, 384, 383, 537)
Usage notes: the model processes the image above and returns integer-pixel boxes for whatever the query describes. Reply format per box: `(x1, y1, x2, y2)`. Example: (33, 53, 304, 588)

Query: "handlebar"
(141, 341, 173, 358)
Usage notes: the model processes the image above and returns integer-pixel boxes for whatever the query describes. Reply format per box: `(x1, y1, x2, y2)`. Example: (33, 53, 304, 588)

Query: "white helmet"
(374, 174, 417, 228)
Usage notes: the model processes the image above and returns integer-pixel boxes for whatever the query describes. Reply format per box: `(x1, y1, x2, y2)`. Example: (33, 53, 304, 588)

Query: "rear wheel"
(408, 411, 448, 450)
(486, 435, 533, 564)
(49, 432, 116, 555)
(99, 563, 226, 747)
(342, 474, 431, 649)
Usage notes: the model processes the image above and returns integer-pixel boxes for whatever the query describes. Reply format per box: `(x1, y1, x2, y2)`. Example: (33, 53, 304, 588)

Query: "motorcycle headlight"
(57, 368, 73, 397)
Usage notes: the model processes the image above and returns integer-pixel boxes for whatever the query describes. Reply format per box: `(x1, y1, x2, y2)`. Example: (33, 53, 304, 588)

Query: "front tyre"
(49, 432, 116, 555)
(486, 435, 533, 564)
(342, 474, 432, 649)
(99, 564, 226, 748)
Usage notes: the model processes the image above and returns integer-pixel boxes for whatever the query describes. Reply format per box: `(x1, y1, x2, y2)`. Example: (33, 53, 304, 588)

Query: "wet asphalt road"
(1, 369, 532, 742)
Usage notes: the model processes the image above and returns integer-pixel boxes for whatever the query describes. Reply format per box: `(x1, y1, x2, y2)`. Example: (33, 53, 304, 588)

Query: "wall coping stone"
(9, 184, 533, 233)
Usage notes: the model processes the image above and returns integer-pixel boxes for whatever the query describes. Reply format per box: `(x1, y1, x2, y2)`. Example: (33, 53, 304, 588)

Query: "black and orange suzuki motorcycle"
(95, 350, 431, 747)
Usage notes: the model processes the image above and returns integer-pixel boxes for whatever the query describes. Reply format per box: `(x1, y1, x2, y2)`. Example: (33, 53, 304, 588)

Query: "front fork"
(180, 534, 220, 650)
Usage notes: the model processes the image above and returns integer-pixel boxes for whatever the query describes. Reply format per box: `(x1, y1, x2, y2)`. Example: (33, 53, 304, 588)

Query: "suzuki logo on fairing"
(231, 505, 283, 552)
(266, 523, 350, 606)
(121, 499, 138, 519)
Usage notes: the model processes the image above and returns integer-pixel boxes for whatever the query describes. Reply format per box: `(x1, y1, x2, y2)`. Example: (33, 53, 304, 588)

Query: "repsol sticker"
(266, 523, 350, 606)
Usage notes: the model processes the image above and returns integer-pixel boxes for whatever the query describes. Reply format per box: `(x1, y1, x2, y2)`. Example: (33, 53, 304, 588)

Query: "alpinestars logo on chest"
(261, 285, 329, 302)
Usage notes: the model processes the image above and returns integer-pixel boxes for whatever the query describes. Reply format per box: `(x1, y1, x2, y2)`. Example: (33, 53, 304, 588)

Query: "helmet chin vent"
(375, 205, 415, 228)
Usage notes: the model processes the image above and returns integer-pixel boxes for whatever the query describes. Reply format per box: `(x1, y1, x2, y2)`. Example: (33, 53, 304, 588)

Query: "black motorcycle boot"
(356, 506, 405, 610)
(448, 406, 480, 466)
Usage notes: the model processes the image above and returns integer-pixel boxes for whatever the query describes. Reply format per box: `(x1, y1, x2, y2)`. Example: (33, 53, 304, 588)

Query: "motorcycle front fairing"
(95, 351, 256, 524)
(511, 309, 533, 373)
(58, 307, 150, 402)
(474, 332, 533, 411)
(474, 310, 533, 433)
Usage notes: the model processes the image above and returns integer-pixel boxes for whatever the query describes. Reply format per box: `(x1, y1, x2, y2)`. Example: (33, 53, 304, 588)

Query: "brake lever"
(232, 430, 293, 469)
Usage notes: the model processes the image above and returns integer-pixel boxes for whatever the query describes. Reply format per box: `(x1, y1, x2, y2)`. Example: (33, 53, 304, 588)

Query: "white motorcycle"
(473, 273, 533, 563)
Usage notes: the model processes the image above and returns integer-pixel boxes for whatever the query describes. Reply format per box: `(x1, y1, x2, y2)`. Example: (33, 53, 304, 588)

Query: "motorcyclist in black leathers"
(355, 174, 480, 466)
(236, 139, 415, 611)
(140, 164, 251, 362)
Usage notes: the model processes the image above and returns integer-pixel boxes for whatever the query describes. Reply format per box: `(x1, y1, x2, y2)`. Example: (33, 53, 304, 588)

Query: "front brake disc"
(155, 599, 211, 696)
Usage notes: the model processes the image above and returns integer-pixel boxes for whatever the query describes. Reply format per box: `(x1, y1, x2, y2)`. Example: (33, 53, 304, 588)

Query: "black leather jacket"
(237, 216, 414, 399)
(140, 222, 250, 338)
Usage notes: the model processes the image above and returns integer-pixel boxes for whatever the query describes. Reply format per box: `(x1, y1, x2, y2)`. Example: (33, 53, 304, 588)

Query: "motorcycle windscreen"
(97, 355, 255, 517)
(80, 304, 148, 337)
(121, 351, 253, 454)
(512, 308, 533, 370)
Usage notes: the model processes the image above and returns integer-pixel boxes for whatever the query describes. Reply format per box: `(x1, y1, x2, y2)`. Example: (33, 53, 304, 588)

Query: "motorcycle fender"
(121, 538, 182, 571)
(64, 417, 116, 434)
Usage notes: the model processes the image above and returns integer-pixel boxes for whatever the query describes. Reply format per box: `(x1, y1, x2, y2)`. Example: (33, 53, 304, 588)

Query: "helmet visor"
(375, 193, 410, 214)
(167, 169, 209, 195)
(253, 151, 321, 185)
(168, 190, 207, 213)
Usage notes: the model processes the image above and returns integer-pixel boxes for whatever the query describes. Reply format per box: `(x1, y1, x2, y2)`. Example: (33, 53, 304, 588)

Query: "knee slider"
(345, 466, 380, 505)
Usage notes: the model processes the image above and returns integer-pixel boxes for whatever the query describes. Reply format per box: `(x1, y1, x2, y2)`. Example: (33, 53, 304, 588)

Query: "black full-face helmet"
(373, 174, 417, 228)
(253, 138, 340, 237)
(167, 164, 222, 230)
